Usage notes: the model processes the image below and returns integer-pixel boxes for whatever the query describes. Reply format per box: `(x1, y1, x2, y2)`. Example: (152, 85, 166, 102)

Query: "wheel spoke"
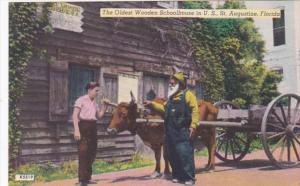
(236, 135, 247, 145)
(267, 131, 286, 141)
(279, 104, 288, 126)
(216, 129, 226, 135)
(271, 109, 286, 128)
(271, 135, 285, 154)
(233, 138, 242, 154)
(279, 137, 286, 161)
(293, 100, 300, 125)
(217, 140, 225, 151)
(287, 96, 291, 124)
(267, 122, 285, 130)
(225, 141, 229, 159)
(217, 127, 226, 132)
(230, 140, 236, 160)
(291, 138, 300, 161)
(287, 138, 291, 162)
(292, 133, 300, 146)
(216, 132, 226, 139)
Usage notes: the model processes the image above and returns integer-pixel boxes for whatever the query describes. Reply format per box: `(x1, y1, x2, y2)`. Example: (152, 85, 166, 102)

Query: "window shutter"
(104, 75, 118, 103)
(49, 59, 68, 121)
(103, 75, 118, 113)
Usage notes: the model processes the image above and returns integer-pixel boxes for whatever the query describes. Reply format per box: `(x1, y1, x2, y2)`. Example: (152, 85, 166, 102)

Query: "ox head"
(107, 91, 138, 135)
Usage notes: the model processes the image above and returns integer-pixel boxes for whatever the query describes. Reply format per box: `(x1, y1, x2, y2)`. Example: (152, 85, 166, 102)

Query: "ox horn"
(130, 91, 136, 103)
(172, 66, 180, 73)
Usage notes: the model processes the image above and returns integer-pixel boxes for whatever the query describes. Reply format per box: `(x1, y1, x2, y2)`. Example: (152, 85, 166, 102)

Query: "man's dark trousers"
(165, 91, 195, 181)
(78, 121, 97, 182)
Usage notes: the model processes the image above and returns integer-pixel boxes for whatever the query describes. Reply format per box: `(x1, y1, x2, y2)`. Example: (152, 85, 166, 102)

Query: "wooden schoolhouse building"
(16, 1, 203, 164)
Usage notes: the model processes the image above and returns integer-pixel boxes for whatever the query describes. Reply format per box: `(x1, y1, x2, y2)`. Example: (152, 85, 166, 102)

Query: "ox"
(106, 93, 218, 178)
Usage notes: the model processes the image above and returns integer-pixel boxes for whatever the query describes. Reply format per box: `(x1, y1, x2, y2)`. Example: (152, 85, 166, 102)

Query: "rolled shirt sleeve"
(185, 90, 199, 129)
(74, 97, 82, 109)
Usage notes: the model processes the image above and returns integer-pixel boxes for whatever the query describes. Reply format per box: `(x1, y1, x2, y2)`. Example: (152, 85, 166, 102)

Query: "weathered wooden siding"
(16, 2, 200, 164)
(17, 58, 135, 164)
(41, 2, 198, 75)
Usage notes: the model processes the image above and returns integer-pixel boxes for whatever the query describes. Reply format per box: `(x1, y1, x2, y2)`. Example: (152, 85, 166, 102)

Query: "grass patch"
(194, 148, 208, 157)
(9, 153, 153, 186)
(249, 135, 264, 152)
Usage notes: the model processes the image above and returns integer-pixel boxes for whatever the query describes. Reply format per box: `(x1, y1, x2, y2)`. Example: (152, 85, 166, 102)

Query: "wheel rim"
(214, 101, 251, 162)
(261, 93, 300, 168)
(216, 128, 251, 162)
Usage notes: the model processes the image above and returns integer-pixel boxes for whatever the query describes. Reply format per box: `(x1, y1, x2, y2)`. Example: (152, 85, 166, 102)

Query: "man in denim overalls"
(145, 72, 199, 185)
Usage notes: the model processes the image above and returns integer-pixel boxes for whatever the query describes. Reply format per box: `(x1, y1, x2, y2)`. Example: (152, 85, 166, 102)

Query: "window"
(103, 74, 118, 112)
(273, 9, 285, 46)
(271, 66, 283, 76)
(68, 64, 99, 115)
(157, 1, 178, 9)
(143, 74, 169, 101)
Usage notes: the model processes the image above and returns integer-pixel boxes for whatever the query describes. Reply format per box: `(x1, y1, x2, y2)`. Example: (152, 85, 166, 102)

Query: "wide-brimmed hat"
(172, 72, 186, 86)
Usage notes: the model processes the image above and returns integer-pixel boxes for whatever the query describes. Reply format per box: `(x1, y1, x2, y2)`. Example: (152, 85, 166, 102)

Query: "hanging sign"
(49, 2, 83, 33)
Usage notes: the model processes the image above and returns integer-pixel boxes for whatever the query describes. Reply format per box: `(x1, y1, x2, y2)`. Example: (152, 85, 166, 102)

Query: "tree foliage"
(9, 2, 52, 170)
(184, 0, 282, 106)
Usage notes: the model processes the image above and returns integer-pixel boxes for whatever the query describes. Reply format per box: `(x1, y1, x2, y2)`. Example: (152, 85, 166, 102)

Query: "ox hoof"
(204, 167, 215, 173)
(161, 173, 172, 180)
(150, 171, 162, 178)
(207, 169, 215, 173)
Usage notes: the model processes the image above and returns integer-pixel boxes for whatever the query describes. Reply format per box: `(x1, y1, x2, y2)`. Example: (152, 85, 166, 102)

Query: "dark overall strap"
(165, 89, 191, 127)
(166, 89, 188, 115)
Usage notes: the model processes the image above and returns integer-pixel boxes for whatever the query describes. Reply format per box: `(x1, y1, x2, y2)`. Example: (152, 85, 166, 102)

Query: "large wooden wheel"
(261, 93, 300, 168)
(214, 101, 252, 162)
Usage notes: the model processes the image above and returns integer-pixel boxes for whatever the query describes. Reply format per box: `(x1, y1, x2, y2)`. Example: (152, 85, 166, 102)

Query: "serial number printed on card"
(15, 174, 35, 181)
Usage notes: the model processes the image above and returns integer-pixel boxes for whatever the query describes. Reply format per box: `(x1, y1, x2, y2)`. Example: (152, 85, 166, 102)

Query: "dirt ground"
(33, 150, 300, 186)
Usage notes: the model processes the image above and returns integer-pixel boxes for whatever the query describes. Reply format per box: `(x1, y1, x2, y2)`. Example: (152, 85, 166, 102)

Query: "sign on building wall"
(49, 2, 83, 33)
(118, 73, 139, 103)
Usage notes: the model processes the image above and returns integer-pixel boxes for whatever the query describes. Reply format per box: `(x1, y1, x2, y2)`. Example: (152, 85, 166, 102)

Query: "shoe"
(184, 180, 195, 186)
(150, 171, 162, 178)
(172, 178, 179, 183)
(76, 182, 87, 186)
(86, 180, 97, 184)
(161, 173, 172, 180)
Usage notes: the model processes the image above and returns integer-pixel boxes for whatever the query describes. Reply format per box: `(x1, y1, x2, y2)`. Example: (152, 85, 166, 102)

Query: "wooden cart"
(137, 93, 300, 169)
(212, 93, 300, 169)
